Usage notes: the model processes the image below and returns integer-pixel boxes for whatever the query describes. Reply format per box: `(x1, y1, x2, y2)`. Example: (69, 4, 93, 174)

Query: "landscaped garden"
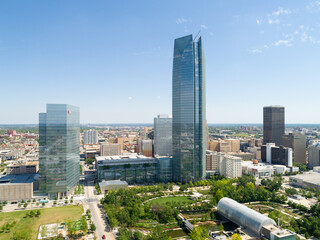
(0, 205, 83, 240)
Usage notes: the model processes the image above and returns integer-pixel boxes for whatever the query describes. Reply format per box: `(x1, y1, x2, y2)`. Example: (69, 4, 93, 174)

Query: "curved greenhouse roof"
(217, 197, 276, 236)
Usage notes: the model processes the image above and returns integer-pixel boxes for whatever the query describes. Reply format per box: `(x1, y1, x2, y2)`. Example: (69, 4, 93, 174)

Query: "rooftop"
(290, 172, 320, 186)
(0, 173, 38, 184)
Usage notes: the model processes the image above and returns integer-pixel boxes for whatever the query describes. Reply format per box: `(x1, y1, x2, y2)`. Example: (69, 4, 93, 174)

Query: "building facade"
(39, 104, 80, 199)
(83, 129, 98, 144)
(172, 34, 206, 183)
(140, 139, 153, 157)
(308, 143, 320, 168)
(219, 155, 242, 178)
(263, 106, 285, 146)
(95, 154, 172, 184)
(154, 114, 172, 156)
(100, 143, 121, 156)
(282, 133, 306, 164)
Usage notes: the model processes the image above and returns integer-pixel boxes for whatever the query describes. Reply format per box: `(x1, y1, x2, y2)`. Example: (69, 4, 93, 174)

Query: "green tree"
(148, 226, 170, 240)
(218, 223, 224, 233)
(66, 220, 77, 236)
(232, 233, 242, 240)
(90, 223, 96, 232)
(190, 226, 208, 240)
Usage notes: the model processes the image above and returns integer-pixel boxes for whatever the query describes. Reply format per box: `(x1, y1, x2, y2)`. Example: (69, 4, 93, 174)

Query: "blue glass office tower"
(172, 35, 206, 183)
(39, 104, 80, 199)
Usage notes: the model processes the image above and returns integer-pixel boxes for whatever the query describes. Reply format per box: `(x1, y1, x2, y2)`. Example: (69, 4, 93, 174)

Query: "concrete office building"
(83, 129, 98, 144)
(282, 133, 306, 164)
(308, 143, 320, 168)
(263, 106, 285, 146)
(172, 34, 206, 183)
(0, 174, 38, 201)
(154, 114, 172, 156)
(6, 161, 39, 175)
(100, 143, 121, 156)
(39, 104, 80, 199)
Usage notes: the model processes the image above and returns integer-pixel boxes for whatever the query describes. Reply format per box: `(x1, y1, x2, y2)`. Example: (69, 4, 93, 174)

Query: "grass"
(149, 196, 194, 205)
(0, 205, 83, 240)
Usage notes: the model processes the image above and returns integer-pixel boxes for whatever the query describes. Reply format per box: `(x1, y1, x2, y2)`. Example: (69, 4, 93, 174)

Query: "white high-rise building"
(154, 114, 172, 156)
(83, 129, 98, 144)
(219, 155, 242, 178)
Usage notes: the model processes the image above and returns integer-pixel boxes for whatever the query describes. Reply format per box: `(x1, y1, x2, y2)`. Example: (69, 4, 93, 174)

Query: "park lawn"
(0, 205, 83, 240)
(149, 196, 194, 205)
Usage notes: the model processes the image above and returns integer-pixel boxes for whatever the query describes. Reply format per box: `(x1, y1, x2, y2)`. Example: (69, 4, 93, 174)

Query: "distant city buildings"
(140, 139, 153, 157)
(263, 106, 285, 146)
(154, 114, 172, 156)
(219, 155, 242, 178)
(172, 34, 206, 183)
(282, 133, 306, 164)
(39, 104, 80, 199)
(83, 129, 98, 144)
(100, 143, 121, 156)
(308, 143, 320, 168)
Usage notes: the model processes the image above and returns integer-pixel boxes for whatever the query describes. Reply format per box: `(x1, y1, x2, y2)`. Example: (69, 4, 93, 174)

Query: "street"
(83, 180, 115, 240)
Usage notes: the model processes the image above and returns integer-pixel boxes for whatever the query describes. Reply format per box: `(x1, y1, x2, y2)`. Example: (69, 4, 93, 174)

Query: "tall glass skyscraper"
(263, 106, 285, 146)
(172, 34, 206, 183)
(39, 104, 80, 199)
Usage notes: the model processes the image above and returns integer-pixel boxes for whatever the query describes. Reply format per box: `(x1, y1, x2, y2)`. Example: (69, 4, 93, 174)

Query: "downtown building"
(83, 129, 98, 144)
(263, 106, 285, 146)
(172, 34, 206, 183)
(39, 104, 80, 199)
(154, 114, 172, 156)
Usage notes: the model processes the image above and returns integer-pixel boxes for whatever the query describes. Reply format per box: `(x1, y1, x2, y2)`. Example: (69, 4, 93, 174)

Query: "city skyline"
(1, 0, 320, 124)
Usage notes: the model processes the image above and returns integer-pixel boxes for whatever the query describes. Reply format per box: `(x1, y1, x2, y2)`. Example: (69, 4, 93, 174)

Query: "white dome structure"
(217, 197, 276, 236)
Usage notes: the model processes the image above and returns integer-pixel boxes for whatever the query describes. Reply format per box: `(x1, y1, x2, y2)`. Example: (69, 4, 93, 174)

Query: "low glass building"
(96, 154, 172, 184)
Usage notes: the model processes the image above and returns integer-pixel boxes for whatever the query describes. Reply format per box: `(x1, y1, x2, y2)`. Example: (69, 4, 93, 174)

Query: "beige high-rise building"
(100, 143, 121, 156)
(206, 150, 224, 171)
(225, 139, 240, 153)
(220, 141, 231, 153)
(209, 140, 219, 151)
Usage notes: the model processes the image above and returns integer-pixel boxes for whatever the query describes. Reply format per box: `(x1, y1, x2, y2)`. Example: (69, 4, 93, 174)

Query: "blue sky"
(1, 0, 320, 124)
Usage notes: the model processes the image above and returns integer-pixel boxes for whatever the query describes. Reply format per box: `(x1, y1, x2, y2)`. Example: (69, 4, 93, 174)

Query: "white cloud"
(272, 7, 291, 16)
(176, 18, 187, 24)
(256, 19, 261, 25)
(273, 39, 293, 47)
(209, 32, 214, 36)
(306, 1, 320, 11)
(268, 19, 280, 24)
(128, 97, 133, 100)
(301, 32, 320, 44)
(249, 48, 262, 53)
(184, 26, 188, 33)
(200, 24, 208, 29)
(156, 96, 161, 99)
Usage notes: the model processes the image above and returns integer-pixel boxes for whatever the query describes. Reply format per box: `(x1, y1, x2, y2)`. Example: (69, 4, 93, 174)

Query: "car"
(102, 235, 106, 239)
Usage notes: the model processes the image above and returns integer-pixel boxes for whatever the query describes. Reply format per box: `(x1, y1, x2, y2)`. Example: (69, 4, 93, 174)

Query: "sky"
(1, 0, 320, 124)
